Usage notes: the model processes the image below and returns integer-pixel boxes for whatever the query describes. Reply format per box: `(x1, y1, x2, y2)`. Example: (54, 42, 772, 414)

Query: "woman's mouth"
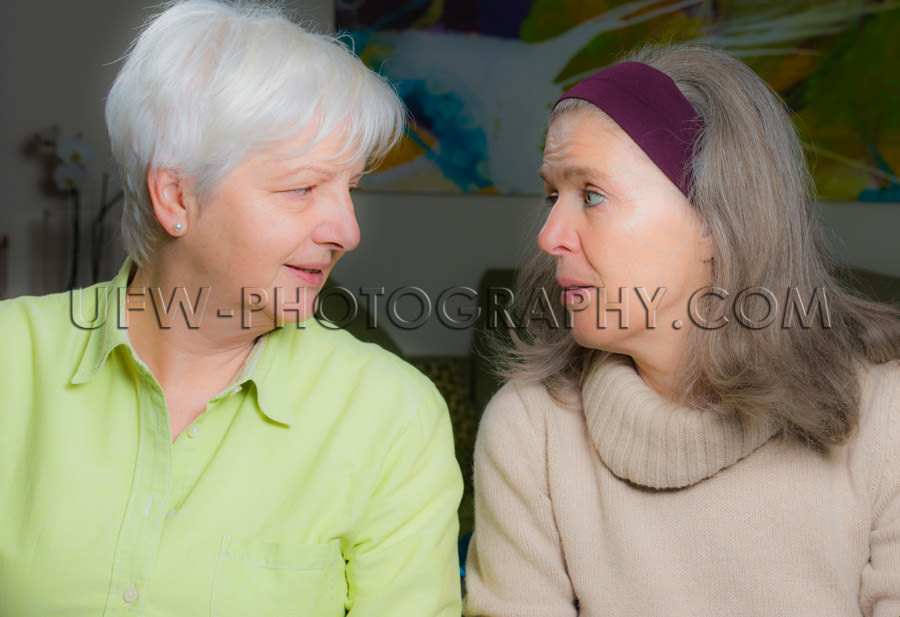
(561, 286, 592, 306)
(285, 264, 325, 286)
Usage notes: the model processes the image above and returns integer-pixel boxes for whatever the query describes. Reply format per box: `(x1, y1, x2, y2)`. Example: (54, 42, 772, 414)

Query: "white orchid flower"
(57, 136, 93, 165)
(35, 124, 61, 149)
(52, 163, 87, 191)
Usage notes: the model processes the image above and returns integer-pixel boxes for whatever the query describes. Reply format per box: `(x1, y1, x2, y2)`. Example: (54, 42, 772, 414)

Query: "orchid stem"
(66, 190, 80, 290)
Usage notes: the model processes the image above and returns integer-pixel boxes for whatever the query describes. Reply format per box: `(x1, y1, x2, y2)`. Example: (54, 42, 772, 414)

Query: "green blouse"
(0, 262, 462, 616)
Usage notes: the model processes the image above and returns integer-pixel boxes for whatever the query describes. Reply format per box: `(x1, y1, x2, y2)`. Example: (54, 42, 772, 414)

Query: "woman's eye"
(544, 192, 559, 207)
(583, 190, 605, 207)
(289, 186, 313, 197)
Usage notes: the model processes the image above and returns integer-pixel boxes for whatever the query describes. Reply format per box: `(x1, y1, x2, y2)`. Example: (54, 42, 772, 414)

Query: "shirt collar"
(243, 319, 334, 427)
(220, 334, 296, 426)
(70, 259, 135, 385)
(69, 259, 308, 428)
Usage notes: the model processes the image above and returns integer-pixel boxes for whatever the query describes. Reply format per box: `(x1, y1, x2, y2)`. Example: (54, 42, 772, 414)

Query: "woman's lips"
(557, 278, 596, 306)
(285, 264, 326, 286)
(561, 286, 592, 306)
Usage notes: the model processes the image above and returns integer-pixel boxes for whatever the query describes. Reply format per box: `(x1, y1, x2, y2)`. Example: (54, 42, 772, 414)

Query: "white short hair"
(106, 0, 404, 264)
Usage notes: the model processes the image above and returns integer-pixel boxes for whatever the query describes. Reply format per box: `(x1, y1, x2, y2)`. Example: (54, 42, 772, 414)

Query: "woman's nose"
(315, 188, 360, 252)
(537, 201, 579, 256)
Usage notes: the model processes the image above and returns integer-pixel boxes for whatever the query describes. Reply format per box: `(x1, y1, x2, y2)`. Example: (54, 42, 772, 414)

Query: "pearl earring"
(174, 223, 184, 233)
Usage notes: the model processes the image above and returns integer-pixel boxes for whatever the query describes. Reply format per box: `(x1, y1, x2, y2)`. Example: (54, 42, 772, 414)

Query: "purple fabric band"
(556, 61, 702, 196)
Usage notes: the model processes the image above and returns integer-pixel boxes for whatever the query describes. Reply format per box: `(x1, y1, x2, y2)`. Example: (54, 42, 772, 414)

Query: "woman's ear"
(147, 167, 190, 236)
(690, 205, 716, 264)
(699, 226, 716, 263)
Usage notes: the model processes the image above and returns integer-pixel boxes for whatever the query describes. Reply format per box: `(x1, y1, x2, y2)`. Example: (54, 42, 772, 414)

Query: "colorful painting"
(337, 0, 900, 201)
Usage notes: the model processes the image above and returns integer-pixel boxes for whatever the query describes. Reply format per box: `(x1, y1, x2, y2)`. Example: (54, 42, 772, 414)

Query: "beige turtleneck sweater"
(463, 358, 900, 617)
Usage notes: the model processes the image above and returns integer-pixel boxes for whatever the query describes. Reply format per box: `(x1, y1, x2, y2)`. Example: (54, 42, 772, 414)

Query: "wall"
(2, 0, 897, 357)
(819, 201, 900, 277)
(337, 192, 543, 356)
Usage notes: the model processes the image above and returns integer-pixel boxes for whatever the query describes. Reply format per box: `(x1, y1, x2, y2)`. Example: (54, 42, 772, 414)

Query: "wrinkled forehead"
(540, 106, 652, 177)
(256, 119, 369, 175)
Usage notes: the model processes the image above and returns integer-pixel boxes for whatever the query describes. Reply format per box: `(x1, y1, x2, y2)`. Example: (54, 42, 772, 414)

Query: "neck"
(126, 256, 270, 387)
(628, 332, 692, 402)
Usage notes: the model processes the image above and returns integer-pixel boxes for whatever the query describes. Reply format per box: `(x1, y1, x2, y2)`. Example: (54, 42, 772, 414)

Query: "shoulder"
(0, 284, 108, 328)
(0, 290, 100, 429)
(855, 360, 900, 442)
(267, 319, 444, 423)
(848, 360, 900, 503)
(274, 318, 421, 374)
(0, 289, 90, 361)
(0, 289, 71, 327)
(858, 359, 900, 408)
(477, 379, 566, 456)
(308, 319, 431, 387)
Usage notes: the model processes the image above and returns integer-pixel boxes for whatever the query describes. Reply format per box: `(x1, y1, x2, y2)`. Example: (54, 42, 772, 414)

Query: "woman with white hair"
(0, 2, 461, 615)
(463, 45, 900, 616)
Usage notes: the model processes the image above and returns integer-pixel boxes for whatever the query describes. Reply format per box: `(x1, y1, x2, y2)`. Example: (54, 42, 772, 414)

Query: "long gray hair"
(499, 44, 900, 447)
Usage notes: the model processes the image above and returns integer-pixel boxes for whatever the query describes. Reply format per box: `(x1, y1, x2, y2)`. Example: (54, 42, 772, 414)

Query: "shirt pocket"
(211, 536, 346, 617)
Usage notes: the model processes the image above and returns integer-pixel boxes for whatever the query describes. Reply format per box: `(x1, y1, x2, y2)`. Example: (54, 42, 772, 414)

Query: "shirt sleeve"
(344, 381, 463, 617)
(463, 383, 577, 617)
(860, 365, 900, 617)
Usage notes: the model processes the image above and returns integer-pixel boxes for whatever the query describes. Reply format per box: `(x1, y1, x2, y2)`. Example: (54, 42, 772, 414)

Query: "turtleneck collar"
(581, 356, 779, 489)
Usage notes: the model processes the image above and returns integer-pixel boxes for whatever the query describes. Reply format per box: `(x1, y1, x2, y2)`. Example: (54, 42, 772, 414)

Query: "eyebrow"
(271, 162, 364, 183)
(538, 165, 609, 185)
(272, 162, 329, 179)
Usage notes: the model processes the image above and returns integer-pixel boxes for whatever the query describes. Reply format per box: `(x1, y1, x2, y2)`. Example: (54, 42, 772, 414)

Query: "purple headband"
(555, 61, 702, 196)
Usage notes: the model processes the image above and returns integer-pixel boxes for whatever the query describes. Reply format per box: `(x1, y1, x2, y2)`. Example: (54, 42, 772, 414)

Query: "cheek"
(580, 227, 620, 271)
(583, 231, 657, 289)
(632, 212, 705, 273)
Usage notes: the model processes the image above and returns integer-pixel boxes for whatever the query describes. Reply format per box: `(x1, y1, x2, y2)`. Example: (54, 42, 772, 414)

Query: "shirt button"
(123, 585, 138, 603)
(165, 509, 177, 519)
(187, 425, 200, 438)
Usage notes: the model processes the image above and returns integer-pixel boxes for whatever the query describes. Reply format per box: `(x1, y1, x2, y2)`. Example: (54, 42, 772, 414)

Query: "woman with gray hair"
(464, 45, 900, 616)
(0, 1, 461, 615)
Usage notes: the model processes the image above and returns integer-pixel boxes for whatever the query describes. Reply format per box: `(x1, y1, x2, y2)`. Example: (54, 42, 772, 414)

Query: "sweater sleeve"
(859, 362, 900, 617)
(463, 382, 577, 617)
